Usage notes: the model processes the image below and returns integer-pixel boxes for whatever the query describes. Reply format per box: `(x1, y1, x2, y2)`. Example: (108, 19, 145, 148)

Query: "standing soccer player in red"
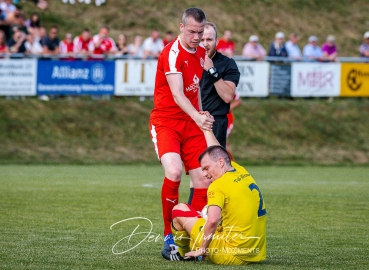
(149, 7, 214, 260)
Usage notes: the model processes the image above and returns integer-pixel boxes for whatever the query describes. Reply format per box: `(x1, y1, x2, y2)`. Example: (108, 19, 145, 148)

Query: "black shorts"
(212, 115, 228, 148)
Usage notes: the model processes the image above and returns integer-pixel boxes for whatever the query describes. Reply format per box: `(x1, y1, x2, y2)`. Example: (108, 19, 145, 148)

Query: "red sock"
(190, 188, 208, 212)
(161, 177, 180, 236)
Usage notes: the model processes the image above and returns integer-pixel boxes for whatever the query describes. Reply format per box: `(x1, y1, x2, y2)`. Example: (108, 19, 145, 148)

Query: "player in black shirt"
(200, 22, 240, 148)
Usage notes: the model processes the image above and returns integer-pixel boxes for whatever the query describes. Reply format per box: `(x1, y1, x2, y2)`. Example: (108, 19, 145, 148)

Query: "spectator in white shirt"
(128, 35, 143, 58)
(303, 36, 323, 61)
(25, 33, 43, 55)
(143, 30, 163, 59)
(285, 33, 302, 60)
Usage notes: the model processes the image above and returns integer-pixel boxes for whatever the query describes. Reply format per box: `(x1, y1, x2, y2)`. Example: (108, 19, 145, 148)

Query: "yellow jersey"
(206, 161, 266, 262)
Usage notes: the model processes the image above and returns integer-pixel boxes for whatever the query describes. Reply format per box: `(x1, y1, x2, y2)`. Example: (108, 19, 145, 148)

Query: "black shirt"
(7, 38, 27, 53)
(200, 51, 240, 116)
(41, 35, 59, 51)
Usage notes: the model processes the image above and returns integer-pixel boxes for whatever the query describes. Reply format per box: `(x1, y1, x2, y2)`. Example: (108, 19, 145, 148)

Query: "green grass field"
(1, 165, 368, 269)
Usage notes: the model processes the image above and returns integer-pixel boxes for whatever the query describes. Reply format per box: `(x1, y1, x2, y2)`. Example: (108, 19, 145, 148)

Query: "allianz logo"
(51, 63, 106, 83)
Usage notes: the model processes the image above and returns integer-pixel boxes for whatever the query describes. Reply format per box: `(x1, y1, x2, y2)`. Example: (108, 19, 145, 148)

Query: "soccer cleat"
(161, 233, 182, 261)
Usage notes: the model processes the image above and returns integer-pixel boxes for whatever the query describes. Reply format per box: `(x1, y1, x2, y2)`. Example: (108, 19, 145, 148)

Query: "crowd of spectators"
(1, 0, 369, 61)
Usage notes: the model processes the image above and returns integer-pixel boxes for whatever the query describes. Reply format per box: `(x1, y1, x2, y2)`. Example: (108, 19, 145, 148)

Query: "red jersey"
(150, 37, 206, 121)
(216, 39, 235, 55)
(92, 35, 117, 54)
(73, 36, 94, 53)
(59, 40, 74, 54)
(0, 44, 7, 53)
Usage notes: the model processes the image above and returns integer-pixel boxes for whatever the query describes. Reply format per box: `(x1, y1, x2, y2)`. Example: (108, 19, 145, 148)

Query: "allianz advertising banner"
(0, 59, 37, 96)
(291, 63, 341, 97)
(235, 62, 269, 97)
(340, 63, 369, 97)
(114, 60, 157, 96)
(37, 60, 115, 95)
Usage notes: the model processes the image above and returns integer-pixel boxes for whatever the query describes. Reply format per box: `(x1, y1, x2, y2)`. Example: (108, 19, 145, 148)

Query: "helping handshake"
(195, 111, 215, 131)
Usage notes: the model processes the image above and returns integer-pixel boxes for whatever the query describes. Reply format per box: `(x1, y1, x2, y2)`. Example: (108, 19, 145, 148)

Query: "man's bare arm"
(185, 206, 221, 257)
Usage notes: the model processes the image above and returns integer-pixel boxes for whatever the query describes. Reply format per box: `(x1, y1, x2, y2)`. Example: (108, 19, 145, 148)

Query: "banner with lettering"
(0, 59, 37, 96)
(36, 60, 115, 95)
(269, 64, 292, 96)
(114, 60, 157, 96)
(291, 63, 341, 97)
(340, 63, 369, 97)
(235, 61, 269, 97)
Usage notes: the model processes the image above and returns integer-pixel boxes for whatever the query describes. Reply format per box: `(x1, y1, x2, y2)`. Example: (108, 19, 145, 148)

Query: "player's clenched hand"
(195, 111, 214, 131)
(203, 54, 214, 72)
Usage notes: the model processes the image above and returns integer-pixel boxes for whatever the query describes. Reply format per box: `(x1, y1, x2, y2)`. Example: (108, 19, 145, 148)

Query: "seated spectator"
(163, 30, 174, 47)
(92, 26, 117, 55)
(41, 25, 59, 55)
(73, 28, 94, 55)
(242, 35, 266, 61)
(59, 32, 74, 56)
(116, 33, 129, 55)
(0, 0, 16, 20)
(10, 12, 28, 37)
(321, 35, 337, 62)
(32, 0, 48, 10)
(216, 29, 235, 58)
(128, 35, 143, 58)
(38, 26, 46, 42)
(359, 31, 369, 57)
(0, 29, 8, 53)
(24, 33, 43, 55)
(285, 33, 302, 60)
(268, 31, 288, 57)
(142, 29, 163, 59)
(7, 27, 27, 54)
(303, 36, 323, 61)
(26, 12, 41, 36)
(0, 16, 11, 45)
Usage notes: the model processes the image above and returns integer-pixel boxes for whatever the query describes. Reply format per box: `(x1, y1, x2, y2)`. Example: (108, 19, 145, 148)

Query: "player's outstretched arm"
(167, 73, 214, 131)
(203, 129, 220, 147)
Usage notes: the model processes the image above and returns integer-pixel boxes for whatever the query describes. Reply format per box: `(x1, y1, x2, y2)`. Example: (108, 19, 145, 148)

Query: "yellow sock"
(171, 223, 191, 257)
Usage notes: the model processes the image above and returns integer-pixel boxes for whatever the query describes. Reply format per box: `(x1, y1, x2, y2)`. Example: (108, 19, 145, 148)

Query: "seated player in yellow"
(167, 129, 266, 265)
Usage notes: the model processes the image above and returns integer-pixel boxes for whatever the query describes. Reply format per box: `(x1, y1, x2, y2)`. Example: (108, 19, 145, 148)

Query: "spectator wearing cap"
(303, 36, 323, 61)
(242, 35, 266, 61)
(359, 31, 369, 57)
(268, 31, 288, 57)
(285, 33, 302, 60)
(321, 35, 337, 62)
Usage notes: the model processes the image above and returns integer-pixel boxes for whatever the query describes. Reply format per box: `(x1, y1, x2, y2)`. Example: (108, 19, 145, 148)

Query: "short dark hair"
(205, 22, 217, 39)
(198, 145, 231, 166)
(182, 7, 206, 25)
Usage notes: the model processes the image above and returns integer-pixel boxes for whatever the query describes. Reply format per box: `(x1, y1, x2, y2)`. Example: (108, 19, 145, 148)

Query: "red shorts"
(149, 118, 207, 173)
